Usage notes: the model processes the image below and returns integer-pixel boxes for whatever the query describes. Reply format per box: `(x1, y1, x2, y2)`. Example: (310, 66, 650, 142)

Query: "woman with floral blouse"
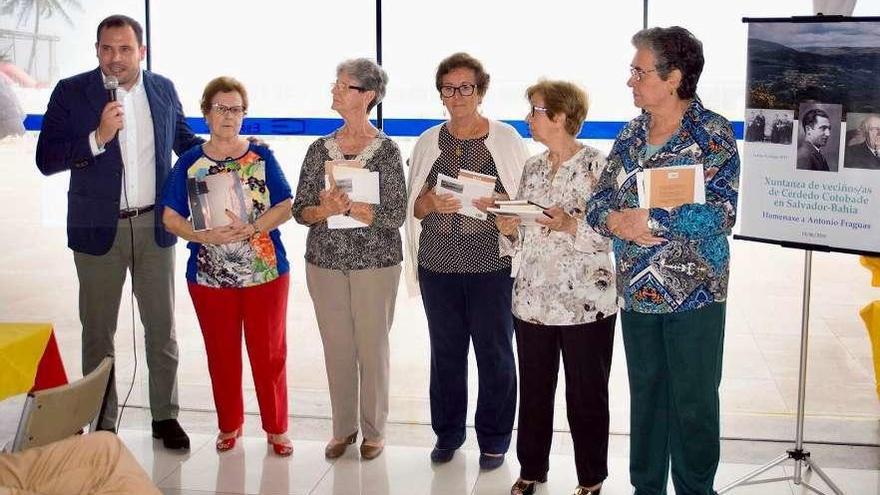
(161, 76, 294, 456)
(292, 58, 406, 461)
(497, 80, 616, 495)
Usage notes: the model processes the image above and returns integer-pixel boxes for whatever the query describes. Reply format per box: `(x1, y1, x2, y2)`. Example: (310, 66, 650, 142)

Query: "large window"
(149, 1, 375, 119)
(382, 1, 643, 123)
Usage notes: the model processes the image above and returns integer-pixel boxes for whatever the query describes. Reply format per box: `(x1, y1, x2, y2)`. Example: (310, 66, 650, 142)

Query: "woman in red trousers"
(160, 76, 294, 456)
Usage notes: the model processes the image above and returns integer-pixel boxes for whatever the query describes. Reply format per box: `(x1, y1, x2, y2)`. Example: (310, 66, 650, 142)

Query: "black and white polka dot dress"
(418, 124, 510, 274)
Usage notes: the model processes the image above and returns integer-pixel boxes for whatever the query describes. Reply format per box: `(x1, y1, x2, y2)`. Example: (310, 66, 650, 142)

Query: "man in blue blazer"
(35, 14, 202, 449)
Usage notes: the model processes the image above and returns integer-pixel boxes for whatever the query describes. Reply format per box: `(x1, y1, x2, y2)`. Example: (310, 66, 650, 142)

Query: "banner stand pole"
(718, 250, 843, 495)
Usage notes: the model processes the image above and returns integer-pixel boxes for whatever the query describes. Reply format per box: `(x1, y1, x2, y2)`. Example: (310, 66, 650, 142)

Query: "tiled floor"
(1, 134, 879, 493)
(111, 413, 880, 494)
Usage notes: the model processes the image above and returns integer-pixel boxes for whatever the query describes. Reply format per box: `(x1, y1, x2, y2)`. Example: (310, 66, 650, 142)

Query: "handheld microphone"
(104, 76, 119, 102)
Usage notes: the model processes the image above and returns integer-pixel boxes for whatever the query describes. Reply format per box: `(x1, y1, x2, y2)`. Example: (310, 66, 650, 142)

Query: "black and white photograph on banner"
(745, 108, 794, 145)
(844, 112, 880, 170)
(746, 21, 880, 114)
(796, 102, 842, 173)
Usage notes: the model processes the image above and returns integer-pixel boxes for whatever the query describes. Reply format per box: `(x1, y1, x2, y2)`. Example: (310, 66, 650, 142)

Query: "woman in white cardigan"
(404, 52, 528, 471)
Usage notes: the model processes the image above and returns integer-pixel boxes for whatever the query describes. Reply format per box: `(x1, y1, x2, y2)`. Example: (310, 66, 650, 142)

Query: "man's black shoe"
(151, 419, 190, 450)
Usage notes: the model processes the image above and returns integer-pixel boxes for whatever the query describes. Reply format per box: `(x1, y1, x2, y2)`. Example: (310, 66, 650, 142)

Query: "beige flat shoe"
(324, 431, 358, 459)
(359, 439, 384, 460)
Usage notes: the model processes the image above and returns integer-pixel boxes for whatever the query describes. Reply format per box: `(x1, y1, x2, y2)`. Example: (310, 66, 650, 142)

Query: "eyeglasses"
(211, 104, 246, 117)
(331, 81, 367, 93)
(530, 105, 548, 118)
(629, 66, 658, 82)
(439, 84, 476, 98)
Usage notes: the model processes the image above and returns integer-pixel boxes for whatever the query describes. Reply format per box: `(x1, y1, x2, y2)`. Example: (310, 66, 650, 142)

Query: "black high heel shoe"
(510, 475, 547, 495)
(572, 484, 601, 495)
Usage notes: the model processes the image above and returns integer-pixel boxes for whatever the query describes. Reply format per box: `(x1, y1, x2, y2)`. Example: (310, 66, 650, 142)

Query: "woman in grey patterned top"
(292, 58, 405, 461)
(498, 81, 615, 495)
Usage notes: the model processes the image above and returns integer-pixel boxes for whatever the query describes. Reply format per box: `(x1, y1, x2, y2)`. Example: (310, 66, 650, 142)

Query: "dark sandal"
(510, 476, 547, 495)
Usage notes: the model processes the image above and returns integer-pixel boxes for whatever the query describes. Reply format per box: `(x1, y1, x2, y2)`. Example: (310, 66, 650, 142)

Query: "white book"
(436, 173, 495, 220)
(325, 162, 381, 230)
(326, 166, 380, 204)
(488, 200, 549, 226)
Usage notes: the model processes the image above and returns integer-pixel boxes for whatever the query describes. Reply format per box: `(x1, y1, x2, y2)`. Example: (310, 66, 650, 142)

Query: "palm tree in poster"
(0, 0, 82, 76)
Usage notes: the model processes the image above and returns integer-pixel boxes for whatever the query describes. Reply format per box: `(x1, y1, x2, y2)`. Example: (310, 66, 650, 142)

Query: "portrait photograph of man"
(796, 103, 842, 172)
(843, 113, 880, 170)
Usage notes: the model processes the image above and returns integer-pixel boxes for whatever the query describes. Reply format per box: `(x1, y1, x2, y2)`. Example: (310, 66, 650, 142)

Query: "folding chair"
(10, 356, 114, 451)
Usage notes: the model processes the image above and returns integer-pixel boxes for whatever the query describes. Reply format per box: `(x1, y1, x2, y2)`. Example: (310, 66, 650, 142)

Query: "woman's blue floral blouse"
(586, 98, 740, 314)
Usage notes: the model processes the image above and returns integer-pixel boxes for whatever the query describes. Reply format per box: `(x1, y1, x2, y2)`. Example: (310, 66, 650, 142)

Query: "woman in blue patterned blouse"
(586, 26, 740, 494)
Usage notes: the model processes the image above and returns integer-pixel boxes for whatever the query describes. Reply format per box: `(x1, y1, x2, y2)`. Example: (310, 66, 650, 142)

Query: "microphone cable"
(114, 138, 139, 432)
(95, 77, 137, 432)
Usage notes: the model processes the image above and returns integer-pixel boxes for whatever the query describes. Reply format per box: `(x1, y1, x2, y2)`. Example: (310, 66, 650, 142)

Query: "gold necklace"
(450, 120, 483, 157)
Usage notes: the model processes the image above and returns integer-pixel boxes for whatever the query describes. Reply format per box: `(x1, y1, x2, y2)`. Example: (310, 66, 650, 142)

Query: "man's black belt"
(119, 204, 155, 219)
